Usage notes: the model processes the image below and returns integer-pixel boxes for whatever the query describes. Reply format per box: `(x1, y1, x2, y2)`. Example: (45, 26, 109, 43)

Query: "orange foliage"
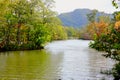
(94, 21, 109, 36)
(115, 21, 120, 30)
(86, 21, 109, 38)
(0, 40, 6, 48)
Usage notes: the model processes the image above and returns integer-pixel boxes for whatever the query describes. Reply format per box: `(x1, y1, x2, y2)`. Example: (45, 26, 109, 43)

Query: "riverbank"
(0, 39, 92, 52)
(0, 43, 44, 52)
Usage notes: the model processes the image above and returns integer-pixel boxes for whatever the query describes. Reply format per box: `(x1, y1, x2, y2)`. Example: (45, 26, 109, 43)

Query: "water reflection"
(0, 50, 63, 80)
(0, 40, 114, 80)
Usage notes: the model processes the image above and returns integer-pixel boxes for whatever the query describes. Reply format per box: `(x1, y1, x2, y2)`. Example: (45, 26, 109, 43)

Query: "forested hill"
(58, 9, 112, 28)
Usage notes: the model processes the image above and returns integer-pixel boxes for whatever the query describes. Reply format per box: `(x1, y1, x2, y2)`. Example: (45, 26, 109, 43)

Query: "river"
(0, 40, 114, 80)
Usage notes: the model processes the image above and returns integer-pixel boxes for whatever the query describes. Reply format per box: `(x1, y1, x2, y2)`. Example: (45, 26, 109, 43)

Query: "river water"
(0, 40, 114, 80)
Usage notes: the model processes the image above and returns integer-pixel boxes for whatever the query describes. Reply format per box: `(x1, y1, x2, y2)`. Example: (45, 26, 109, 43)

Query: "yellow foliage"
(20, 24, 28, 30)
(115, 14, 120, 21)
(115, 21, 120, 30)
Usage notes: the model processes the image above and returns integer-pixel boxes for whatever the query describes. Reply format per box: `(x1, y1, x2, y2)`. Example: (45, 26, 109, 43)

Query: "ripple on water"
(0, 40, 114, 80)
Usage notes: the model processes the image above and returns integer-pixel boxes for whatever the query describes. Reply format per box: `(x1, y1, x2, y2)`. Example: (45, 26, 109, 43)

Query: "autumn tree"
(0, 0, 66, 51)
(89, 1, 120, 79)
(86, 10, 111, 39)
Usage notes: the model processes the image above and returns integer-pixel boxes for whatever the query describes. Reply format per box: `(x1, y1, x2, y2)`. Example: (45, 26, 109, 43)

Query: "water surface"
(0, 40, 114, 80)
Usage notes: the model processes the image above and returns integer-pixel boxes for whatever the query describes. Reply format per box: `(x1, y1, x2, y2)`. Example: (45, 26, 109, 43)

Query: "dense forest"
(0, 0, 80, 51)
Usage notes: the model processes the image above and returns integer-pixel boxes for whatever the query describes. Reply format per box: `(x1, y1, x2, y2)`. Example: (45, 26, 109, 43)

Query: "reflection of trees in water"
(0, 50, 64, 80)
(0, 40, 115, 80)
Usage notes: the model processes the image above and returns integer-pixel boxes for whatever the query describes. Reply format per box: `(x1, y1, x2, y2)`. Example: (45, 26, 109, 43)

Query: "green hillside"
(58, 9, 112, 28)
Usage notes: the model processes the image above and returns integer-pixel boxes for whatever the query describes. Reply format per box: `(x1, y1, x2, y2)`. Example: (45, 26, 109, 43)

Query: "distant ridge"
(58, 9, 113, 28)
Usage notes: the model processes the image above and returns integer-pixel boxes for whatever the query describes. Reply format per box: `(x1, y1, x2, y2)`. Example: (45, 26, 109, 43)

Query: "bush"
(89, 28, 120, 79)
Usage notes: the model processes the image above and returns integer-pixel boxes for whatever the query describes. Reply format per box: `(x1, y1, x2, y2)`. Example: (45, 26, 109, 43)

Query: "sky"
(53, 0, 120, 14)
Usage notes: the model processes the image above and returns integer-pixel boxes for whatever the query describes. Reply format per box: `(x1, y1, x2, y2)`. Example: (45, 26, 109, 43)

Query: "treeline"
(78, 10, 111, 40)
(0, 0, 80, 51)
(87, 10, 120, 79)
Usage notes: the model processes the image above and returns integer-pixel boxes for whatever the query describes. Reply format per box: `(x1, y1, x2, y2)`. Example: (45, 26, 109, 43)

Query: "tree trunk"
(17, 23, 21, 45)
(6, 22, 11, 45)
(27, 27, 30, 43)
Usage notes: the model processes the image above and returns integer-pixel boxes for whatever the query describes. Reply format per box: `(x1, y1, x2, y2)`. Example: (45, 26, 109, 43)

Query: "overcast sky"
(53, 0, 120, 14)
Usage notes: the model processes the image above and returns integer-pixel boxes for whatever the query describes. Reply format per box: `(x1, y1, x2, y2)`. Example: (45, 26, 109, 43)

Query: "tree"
(0, 0, 16, 46)
(112, 0, 119, 8)
(86, 10, 111, 39)
(89, 5, 120, 79)
(0, 0, 63, 51)
(87, 10, 97, 23)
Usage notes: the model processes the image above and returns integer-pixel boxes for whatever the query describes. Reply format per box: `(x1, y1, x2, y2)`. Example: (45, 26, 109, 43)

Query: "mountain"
(58, 9, 113, 28)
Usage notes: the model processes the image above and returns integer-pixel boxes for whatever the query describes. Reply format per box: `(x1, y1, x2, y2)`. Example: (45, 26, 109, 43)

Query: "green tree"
(0, 0, 62, 51)
(112, 0, 119, 8)
(87, 10, 97, 23)
(89, 10, 120, 80)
